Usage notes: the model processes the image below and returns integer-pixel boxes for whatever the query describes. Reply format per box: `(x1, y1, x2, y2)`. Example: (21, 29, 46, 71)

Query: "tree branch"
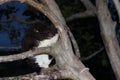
(41, 0, 81, 58)
(66, 0, 97, 22)
(68, 31, 81, 58)
(81, 47, 104, 61)
(112, 0, 120, 22)
(96, 0, 120, 79)
(33, 66, 89, 80)
(66, 10, 96, 22)
(0, 47, 51, 62)
(34, 70, 71, 80)
(0, 0, 66, 62)
(0, 0, 64, 60)
(80, 0, 96, 13)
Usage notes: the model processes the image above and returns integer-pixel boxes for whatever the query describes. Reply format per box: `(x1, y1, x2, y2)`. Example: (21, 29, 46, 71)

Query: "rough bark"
(96, 0, 120, 80)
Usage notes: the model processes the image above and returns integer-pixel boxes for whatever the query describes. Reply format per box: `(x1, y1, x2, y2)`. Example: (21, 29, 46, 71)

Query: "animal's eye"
(35, 30, 39, 32)
(34, 29, 39, 33)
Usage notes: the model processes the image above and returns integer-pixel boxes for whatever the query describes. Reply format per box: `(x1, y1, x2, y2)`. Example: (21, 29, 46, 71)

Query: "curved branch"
(0, 0, 69, 48)
(66, 0, 97, 22)
(66, 10, 96, 22)
(0, 46, 21, 49)
(41, 0, 81, 58)
(0, 0, 68, 63)
(0, 47, 51, 62)
(0, 0, 65, 60)
(80, 0, 97, 13)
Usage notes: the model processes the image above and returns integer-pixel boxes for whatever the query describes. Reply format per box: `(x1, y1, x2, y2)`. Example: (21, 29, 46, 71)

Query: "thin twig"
(66, 10, 96, 22)
(68, 31, 81, 58)
(81, 47, 104, 61)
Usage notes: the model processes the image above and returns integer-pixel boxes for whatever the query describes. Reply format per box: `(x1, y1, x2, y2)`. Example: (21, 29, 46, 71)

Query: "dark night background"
(0, 0, 119, 80)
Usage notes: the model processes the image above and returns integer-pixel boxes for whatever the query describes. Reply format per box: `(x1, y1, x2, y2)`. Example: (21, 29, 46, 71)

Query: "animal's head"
(22, 22, 58, 51)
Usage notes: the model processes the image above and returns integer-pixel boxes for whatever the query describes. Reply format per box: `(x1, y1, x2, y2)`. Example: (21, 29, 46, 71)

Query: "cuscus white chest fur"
(34, 34, 59, 68)
(22, 22, 58, 72)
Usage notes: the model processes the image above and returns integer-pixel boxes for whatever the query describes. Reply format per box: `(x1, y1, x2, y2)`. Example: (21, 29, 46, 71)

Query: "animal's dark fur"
(22, 22, 57, 51)
(21, 22, 57, 74)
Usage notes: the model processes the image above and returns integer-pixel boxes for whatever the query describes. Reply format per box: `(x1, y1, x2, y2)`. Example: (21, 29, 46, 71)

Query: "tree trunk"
(96, 0, 120, 80)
